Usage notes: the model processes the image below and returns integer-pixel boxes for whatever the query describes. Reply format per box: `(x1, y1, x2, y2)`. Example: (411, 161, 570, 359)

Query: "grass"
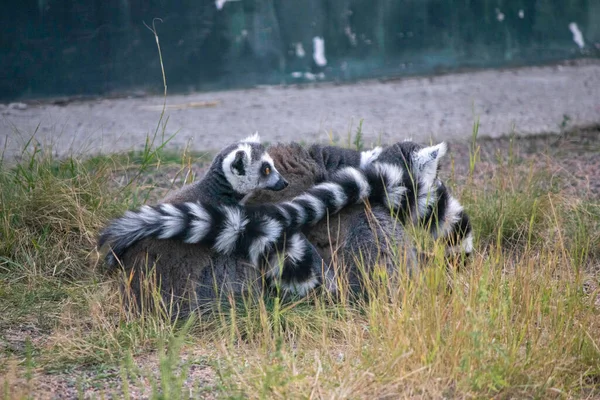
(1, 125, 599, 399)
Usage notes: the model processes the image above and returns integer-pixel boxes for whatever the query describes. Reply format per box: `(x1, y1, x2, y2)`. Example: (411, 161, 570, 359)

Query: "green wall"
(1, 0, 598, 101)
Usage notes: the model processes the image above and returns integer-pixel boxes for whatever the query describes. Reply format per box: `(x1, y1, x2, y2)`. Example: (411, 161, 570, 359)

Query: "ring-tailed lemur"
(247, 140, 473, 295)
(161, 133, 287, 203)
(100, 140, 473, 299)
(367, 141, 474, 255)
(102, 133, 334, 297)
(100, 161, 410, 294)
(100, 135, 395, 311)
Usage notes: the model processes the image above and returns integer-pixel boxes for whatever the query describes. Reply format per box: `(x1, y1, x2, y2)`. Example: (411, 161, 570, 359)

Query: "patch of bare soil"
(3, 346, 218, 399)
(446, 125, 600, 198)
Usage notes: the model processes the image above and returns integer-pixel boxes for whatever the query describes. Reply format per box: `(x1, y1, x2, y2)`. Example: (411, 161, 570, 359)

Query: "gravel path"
(1, 60, 599, 160)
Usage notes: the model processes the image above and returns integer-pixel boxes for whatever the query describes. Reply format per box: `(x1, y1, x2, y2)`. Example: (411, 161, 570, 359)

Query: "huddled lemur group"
(99, 134, 473, 314)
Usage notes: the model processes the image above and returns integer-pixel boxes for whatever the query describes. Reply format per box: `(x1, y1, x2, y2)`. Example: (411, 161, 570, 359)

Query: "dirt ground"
(1, 60, 599, 160)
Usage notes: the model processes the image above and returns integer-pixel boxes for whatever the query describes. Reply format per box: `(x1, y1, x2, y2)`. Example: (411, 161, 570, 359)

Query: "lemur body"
(104, 134, 333, 310)
(100, 156, 420, 299)
(101, 139, 472, 313)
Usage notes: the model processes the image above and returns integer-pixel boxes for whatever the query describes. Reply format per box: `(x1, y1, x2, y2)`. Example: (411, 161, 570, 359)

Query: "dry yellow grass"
(1, 128, 599, 399)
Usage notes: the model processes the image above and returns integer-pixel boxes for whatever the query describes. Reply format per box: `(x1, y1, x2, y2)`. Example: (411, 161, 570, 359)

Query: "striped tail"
(375, 141, 473, 257)
(98, 164, 408, 268)
(419, 180, 473, 256)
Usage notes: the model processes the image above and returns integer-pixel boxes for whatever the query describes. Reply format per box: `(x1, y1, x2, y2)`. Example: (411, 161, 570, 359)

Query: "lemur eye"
(262, 162, 271, 176)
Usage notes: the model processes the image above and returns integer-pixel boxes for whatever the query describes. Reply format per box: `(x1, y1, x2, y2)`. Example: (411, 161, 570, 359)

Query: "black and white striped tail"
(419, 180, 473, 256)
(264, 232, 336, 297)
(98, 164, 408, 269)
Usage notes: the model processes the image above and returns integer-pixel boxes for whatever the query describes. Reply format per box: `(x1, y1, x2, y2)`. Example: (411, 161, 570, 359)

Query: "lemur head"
(376, 140, 447, 220)
(376, 140, 447, 206)
(377, 140, 446, 183)
(409, 141, 447, 188)
(218, 133, 288, 195)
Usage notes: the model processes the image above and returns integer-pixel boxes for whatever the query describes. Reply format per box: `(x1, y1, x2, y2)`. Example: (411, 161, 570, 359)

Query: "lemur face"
(411, 142, 447, 187)
(377, 141, 447, 188)
(222, 134, 288, 195)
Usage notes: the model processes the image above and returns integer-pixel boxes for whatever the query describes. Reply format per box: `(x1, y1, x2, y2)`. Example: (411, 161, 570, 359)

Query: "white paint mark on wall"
(344, 26, 357, 46)
(215, 0, 239, 10)
(569, 22, 585, 49)
(518, 9, 524, 18)
(495, 8, 505, 22)
(295, 43, 305, 58)
(290, 72, 325, 80)
(313, 37, 327, 67)
(215, 0, 226, 10)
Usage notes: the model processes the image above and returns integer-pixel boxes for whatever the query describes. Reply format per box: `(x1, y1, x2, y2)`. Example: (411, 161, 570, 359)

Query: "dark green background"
(2, 0, 598, 101)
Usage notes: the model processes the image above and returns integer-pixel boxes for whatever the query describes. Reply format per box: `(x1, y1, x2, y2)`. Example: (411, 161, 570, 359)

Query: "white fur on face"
(433, 195, 464, 240)
(462, 232, 474, 253)
(221, 143, 254, 194)
(258, 152, 283, 189)
(445, 232, 474, 256)
(222, 144, 283, 195)
(416, 191, 436, 221)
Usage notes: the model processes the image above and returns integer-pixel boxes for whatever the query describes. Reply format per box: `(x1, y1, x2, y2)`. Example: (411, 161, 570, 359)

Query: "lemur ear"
(241, 132, 261, 143)
(414, 142, 447, 185)
(231, 150, 247, 175)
